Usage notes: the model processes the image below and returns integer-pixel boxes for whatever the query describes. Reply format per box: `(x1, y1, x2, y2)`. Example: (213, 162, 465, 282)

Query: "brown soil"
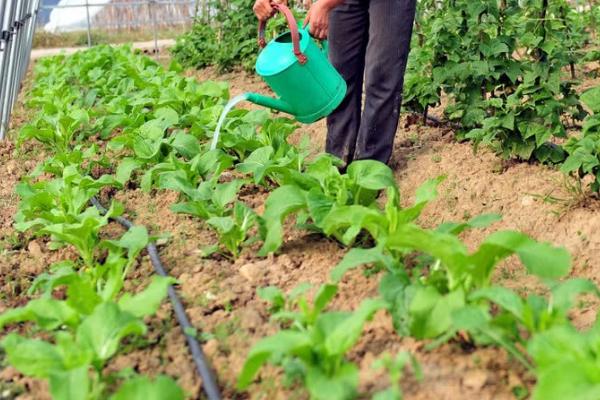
(1, 64, 599, 400)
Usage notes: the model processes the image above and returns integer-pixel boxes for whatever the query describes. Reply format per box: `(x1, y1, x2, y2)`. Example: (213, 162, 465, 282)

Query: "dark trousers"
(326, 0, 417, 165)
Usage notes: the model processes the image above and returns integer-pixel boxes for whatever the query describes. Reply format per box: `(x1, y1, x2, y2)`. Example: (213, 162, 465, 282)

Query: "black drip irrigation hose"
(421, 113, 463, 130)
(90, 197, 222, 400)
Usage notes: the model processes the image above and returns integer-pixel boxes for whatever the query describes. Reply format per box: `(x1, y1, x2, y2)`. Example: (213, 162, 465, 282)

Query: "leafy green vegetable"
(111, 375, 185, 400)
(239, 283, 386, 400)
(206, 202, 257, 257)
(528, 322, 600, 400)
(118, 276, 176, 318)
(372, 352, 422, 400)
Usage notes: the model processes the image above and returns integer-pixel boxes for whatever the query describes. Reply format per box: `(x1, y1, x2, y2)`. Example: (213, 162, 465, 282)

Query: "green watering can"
(248, 3, 347, 123)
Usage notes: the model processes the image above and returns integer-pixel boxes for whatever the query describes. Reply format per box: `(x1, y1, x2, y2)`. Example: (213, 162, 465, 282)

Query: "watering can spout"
(247, 92, 295, 116)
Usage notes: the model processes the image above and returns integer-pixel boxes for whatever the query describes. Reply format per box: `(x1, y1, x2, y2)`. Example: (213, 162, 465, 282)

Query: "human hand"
(253, 0, 288, 21)
(303, 0, 341, 39)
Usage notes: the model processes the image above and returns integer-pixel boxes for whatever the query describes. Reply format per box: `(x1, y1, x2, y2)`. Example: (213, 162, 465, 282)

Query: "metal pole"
(149, 0, 158, 59)
(0, 0, 6, 35)
(19, 0, 34, 83)
(0, 0, 200, 139)
(0, 0, 40, 140)
(0, 0, 19, 139)
(193, 0, 199, 20)
(12, 0, 27, 108)
(39, 0, 195, 8)
(85, 0, 92, 47)
(0, 0, 10, 139)
(8, 0, 25, 112)
(21, 0, 39, 84)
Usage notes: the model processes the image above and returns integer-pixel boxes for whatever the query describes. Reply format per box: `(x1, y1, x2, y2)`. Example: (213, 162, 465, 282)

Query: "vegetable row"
(6, 45, 600, 400)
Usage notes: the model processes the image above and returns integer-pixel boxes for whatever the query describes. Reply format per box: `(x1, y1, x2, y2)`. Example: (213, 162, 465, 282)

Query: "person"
(253, 0, 417, 168)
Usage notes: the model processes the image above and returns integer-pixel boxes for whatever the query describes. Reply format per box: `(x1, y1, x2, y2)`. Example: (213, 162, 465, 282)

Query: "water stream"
(209, 93, 250, 151)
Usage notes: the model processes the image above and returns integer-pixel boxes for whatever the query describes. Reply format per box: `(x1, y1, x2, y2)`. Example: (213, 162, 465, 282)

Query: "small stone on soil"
(239, 308, 262, 330)
(203, 339, 219, 358)
(521, 195, 535, 206)
(6, 160, 16, 175)
(462, 370, 489, 390)
(239, 260, 268, 283)
(27, 240, 43, 259)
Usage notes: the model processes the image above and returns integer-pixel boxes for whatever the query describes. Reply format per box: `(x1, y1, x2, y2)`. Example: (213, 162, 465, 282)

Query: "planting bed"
(0, 44, 600, 400)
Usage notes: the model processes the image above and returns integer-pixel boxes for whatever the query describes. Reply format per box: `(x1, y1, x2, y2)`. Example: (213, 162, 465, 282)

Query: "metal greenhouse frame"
(0, 0, 40, 139)
(0, 0, 202, 139)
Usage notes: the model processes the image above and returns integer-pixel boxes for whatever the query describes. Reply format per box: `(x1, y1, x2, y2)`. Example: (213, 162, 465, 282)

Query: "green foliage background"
(171, 0, 305, 73)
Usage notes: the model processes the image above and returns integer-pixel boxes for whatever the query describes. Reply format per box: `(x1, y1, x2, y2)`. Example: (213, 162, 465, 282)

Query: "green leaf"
(237, 331, 312, 389)
(477, 231, 571, 279)
(0, 298, 79, 330)
(437, 213, 502, 235)
(533, 362, 600, 400)
(49, 365, 90, 400)
(115, 158, 142, 186)
(386, 224, 470, 282)
(373, 388, 401, 400)
(212, 179, 244, 210)
(76, 302, 146, 361)
(347, 160, 396, 190)
(206, 216, 235, 233)
(320, 205, 383, 245)
(118, 276, 175, 318)
(528, 325, 600, 400)
(409, 286, 465, 339)
(313, 284, 338, 316)
(414, 175, 445, 204)
(451, 305, 491, 332)
(581, 87, 600, 113)
(133, 119, 166, 160)
(111, 375, 184, 400)
(480, 41, 509, 57)
(258, 185, 307, 256)
(290, 282, 313, 299)
(257, 286, 285, 311)
(306, 188, 335, 226)
(528, 325, 585, 368)
(170, 131, 201, 159)
(561, 153, 584, 173)
(453, 306, 532, 370)
(1, 334, 64, 378)
(324, 298, 387, 355)
(330, 247, 396, 283)
(551, 279, 600, 315)
(110, 225, 149, 261)
(466, 213, 502, 228)
(194, 149, 234, 178)
(154, 107, 179, 127)
(236, 146, 275, 183)
(156, 169, 197, 198)
(61, 274, 102, 315)
(306, 362, 358, 400)
(197, 80, 229, 98)
(469, 286, 525, 321)
(393, 177, 445, 225)
(200, 244, 219, 257)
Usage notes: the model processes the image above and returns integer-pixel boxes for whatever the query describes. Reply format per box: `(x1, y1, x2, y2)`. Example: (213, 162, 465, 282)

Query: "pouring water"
(210, 93, 250, 151)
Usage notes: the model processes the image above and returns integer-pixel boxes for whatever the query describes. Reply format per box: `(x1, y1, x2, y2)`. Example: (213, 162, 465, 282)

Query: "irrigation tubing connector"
(90, 196, 222, 400)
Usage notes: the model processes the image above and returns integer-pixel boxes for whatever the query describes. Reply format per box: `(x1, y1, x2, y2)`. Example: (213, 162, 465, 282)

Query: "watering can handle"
(258, 3, 308, 65)
(303, 23, 329, 56)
